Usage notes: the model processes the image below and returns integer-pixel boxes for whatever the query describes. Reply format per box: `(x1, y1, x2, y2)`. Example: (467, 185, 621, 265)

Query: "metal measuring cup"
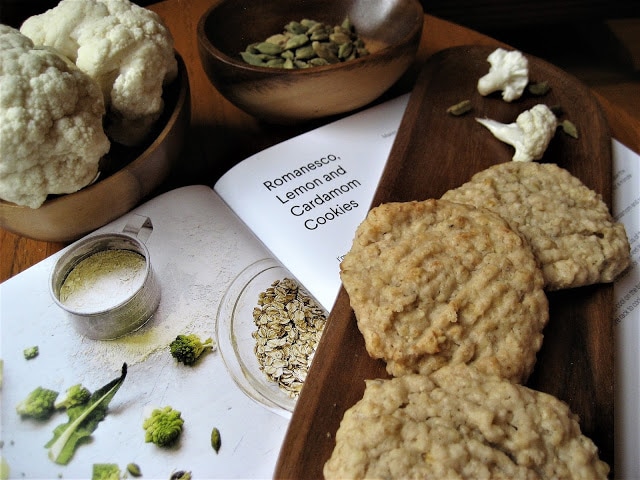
(50, 215, 160, 340)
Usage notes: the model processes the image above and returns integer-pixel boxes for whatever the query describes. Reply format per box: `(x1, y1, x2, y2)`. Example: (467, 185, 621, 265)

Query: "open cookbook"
(0, 92, 638, 479)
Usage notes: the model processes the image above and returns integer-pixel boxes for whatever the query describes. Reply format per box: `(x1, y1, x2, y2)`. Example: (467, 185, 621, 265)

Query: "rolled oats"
(251, 277, 326, 398)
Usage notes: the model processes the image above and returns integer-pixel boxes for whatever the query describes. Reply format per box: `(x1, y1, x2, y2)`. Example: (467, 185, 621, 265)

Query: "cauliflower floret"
(476, 104, 558, 162)
(21, 0, 178, 146)
(477, 48, 529, 102)
(0, 25, 110, 209)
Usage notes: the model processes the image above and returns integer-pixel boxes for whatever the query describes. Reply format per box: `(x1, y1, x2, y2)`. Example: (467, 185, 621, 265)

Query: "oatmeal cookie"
(324, 365, 609, 480)
(340, 199, 548, 382)
(442, 161, 630, 290)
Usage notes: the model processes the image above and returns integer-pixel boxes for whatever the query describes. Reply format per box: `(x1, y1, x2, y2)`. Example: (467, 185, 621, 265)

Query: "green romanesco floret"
(16, 386, 59, 420)
(169, 334, 214, 366)
(23, 346, 39, 360)
(91, 463, 120, 480)
(55, 384, 92, 410)
(143, 406, 184, 447)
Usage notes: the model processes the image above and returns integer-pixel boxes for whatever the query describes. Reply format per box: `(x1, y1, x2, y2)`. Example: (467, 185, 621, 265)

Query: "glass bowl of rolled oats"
(216, 258, 328, 417)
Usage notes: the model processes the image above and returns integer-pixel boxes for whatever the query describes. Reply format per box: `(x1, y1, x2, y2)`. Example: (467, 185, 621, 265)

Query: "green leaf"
(45, 363, 128, 465)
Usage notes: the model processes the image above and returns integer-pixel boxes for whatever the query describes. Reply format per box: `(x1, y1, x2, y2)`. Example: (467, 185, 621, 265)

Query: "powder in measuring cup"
(59, 249, 146, 311)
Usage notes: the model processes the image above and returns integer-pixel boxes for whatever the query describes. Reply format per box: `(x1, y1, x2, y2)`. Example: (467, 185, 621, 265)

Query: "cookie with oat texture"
(340, 199, 548, 382)
(324, 365, 609, 480)
(442, 161, 630, 290)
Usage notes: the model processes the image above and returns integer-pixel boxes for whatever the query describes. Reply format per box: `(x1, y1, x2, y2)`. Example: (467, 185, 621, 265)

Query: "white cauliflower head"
(0, 25, 110, 209)
(477, 48, 529, 102)
(21, 0, 178, 146)
(476, 104, 558, 162)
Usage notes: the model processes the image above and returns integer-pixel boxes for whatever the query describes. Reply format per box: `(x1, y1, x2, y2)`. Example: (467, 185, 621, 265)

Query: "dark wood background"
(2, 0, 638, 29)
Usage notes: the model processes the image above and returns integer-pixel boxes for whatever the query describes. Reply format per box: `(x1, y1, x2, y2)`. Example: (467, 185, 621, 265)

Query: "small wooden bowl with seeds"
(197, 0, 423, 123)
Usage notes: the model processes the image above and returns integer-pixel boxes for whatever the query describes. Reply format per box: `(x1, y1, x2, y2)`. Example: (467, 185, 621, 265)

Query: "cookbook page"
(612, 140, 640, 479)
(0, 186, 290, 480)
(214, 94, 410, 311)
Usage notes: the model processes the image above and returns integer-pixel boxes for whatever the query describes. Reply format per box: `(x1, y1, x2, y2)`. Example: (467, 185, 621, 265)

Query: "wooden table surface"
(2, 0, 639, 283)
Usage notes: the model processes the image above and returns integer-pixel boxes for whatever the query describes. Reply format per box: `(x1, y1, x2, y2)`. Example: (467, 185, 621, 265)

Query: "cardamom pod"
(329, 32, 351, 44)
(266, 58, 286, 68)
(285, 33, 309, 50)
(338, 42, 354, 60)
(312, 41, 339, 63)
(560, 119, 579, 139)
(295, 45, 315, 60)
(285, 21, 307, 35)
(446, 100, 472, 116)
(211, 427, 222, 454)
(528, 81, 551, 96)
(255, 42, 284, 55)
(265, 34, 288, 47)
(240, 51, 265, 66)
(126, 463, 142, 477)
(310, 30, 330, 42)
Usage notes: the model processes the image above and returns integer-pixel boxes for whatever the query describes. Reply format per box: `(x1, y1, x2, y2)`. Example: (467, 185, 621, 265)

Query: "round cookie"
(441, 161, 630, 290)
(340, 199, 548, 382)
(324, 365, 610, 480)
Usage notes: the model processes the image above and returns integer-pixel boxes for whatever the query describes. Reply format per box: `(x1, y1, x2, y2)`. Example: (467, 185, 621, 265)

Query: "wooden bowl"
(197, 0, 423, 123)
(0, 54, 190, 243)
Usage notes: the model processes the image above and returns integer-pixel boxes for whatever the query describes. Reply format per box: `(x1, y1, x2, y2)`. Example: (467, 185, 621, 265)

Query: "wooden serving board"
(274, 45, 614, 478)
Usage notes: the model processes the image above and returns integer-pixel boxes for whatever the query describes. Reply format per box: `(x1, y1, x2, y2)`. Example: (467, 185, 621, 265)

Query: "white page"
(215, 94, 410, 311)
(0, 186, 290, 480)
(612, 140, 640, 480)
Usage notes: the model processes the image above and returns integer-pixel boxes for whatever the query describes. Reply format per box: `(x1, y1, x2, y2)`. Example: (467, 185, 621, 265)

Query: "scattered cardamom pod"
(446, 100, 472, 116)
(528, 81, 550, 96)
(211, 427, 222, 454)
(126, 463, 142, 477)
(560, 119, 579, 139)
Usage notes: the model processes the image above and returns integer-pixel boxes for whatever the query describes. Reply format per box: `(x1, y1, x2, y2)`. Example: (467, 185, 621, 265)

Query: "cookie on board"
(324, 365, 609, 480)
(340, 199, 548, 382)
(442, 161, 630, 290)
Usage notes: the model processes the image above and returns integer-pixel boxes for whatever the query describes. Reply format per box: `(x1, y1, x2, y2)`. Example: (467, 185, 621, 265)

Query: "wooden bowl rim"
(196, 0, 424, 75)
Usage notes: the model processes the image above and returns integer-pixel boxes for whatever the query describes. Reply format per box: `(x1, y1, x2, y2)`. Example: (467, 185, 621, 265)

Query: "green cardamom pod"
(342, 16, 353, 32)
(284, 21, 307, 35)
(330, 32, 351, 44)
(312, 41, 339, 63)
(266, 58, 286, 68)
(126, 463, 142, 477)
(338, 42, 354, 60)
(285, 33, 310, 50)
(310, 31, 330, 42)
(255, 42, 284, 55)
(560, 119, 579, 139)
(528, 81, 550, 96)
(446, 99, 472, 116)
(211, 427, 222, 454)
(240, 51, 265, 66)
(295, 45, 315, 60)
